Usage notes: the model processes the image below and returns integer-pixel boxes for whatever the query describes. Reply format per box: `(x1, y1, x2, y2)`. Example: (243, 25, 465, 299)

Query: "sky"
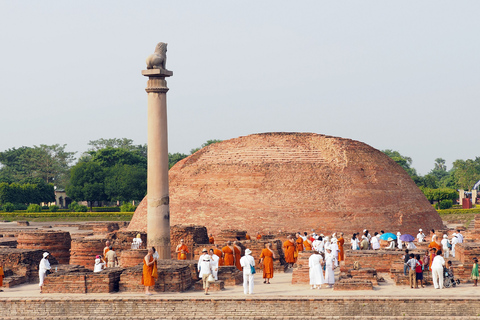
(0, 1, 479, 175)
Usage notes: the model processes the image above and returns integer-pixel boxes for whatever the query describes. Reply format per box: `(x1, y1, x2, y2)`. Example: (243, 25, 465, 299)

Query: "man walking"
(405, 253, 419, 288)
(240, 248, 255, 294)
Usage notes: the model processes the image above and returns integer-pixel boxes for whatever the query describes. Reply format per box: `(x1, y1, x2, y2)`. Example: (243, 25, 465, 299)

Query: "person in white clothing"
(93, 255, 106, 272)
(240, 248, 255, 294)
(197, 248, 214, 295)
(430, 229, 437, 243)
(451, 234, 458, 257)
(39, 252, 51, 293)
(397, 232, 403, 250)
(371, 233, 380, 250)
(456, 230, 464, 243)
(407, 241, 416, 249)
(312, 237, 323, 253)
(330, 238, 339, 266)
(417, 229, 425, 242)
(431, 250, 446, 289)
(324, 247, 335, 287)
(350, 234, 360, 250)
(309, 251, 325, 289)
(209, 249, 219, 280)
(441, 235, 450, 258)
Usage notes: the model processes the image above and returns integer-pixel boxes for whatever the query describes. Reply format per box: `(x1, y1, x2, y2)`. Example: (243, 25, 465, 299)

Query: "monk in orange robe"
(338, 233, 345, 262)
(222, 241, 235, 266)
(141, 248, 156, 294)
(283, 235, 296, 266)
(295, 233, 304, 252)
(303, 237, 312, 251)
(245, 233, 251, 240)
(176, 239, 189, 260)
(256, 233, 262, 240)
(214, 244, 224, 266)
(209, 234, 215, 244)
(103, 240, 112, 258)
(260, 243, 276, 283)
(233, 241, 243, 271)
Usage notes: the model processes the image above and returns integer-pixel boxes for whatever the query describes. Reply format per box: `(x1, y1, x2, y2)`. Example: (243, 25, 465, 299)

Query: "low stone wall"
(2, 297, 480, 319)
(70, 236, 105, 269)
(42, 267, 123, 294)
(342, 249, 407, 273)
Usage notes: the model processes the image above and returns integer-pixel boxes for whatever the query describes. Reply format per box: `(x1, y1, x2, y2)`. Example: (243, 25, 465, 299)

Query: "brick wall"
(17, 231, 71, 264)
(2, 297, 480, 319)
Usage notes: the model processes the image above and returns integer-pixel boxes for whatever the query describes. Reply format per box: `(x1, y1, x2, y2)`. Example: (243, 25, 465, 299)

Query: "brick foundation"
(17, 231, 71, 264)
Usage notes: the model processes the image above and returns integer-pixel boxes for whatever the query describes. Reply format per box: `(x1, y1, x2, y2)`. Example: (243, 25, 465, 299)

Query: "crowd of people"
(30, 228, 480, 295)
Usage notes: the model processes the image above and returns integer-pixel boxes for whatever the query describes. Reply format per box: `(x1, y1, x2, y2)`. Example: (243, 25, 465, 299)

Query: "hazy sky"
(1, 1, 479, 175)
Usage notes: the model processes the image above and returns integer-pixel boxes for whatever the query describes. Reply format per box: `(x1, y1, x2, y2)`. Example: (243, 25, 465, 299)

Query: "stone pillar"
(142, 65, 173, 259)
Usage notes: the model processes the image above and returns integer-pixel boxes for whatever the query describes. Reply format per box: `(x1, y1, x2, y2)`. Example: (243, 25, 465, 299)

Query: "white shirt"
(350, 238, 359, 250)
(198, 254, 213, 278)
(39, 257, 51, 273)
(457, 233, 464, 243)
(441, 238, 450, 249)
(417, 233, 425, 242)
(407, 242, 416, 249)
(240, 254, 255, 275)
(210, 254, 219, 269)
(93, 259, 105, 272)
(431, 255, 445, 269)
(371, 236, 380, 250)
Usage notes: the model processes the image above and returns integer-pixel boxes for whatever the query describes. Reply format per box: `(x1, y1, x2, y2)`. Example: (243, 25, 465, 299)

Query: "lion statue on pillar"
(146, 42, 169, 71)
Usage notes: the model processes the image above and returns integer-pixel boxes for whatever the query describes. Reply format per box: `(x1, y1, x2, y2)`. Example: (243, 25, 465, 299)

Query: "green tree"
(88, 138, 147, 158)
(0, 144, 75, 188)
(104, 164, 147, 202)
(451, 157, 480, 190)
(88, 147, 147, 168)
(66, 162, 107, 209)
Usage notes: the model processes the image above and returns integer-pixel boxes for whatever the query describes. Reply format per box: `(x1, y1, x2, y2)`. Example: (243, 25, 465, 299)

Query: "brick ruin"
(128, 132, 444, 236)
(3, 221, 480, 293)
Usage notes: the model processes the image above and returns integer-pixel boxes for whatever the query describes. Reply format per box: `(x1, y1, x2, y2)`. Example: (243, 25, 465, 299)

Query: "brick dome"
(128, 132, 443, 236)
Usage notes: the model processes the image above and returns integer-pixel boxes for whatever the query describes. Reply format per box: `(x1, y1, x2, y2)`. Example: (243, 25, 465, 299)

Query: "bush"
(26, 204, 42, 213)
(120, 203, 136, 212)
(2, 202, 15, 212)
(437, 208, 480, 215)
(49, 205, 59, 212)
(91, 207, 121, 212)
(437, 199, 453, 210)
(68, 201, 88, 212)
(14, 203, 27, 210)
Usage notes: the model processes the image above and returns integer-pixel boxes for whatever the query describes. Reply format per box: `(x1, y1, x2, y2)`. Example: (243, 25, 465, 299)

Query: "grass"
(0, 212, 133, 222)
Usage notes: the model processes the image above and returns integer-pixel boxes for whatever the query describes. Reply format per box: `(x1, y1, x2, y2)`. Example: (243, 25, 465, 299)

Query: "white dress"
(371, 237, 380, 250)
(441, 239, 450, 258)
(308, 253, 325, 286)
(324, 253, 335, 285)
(397, 238, 403, 250)
(407, 242, 416, 249)
(451, 237, 458, 257)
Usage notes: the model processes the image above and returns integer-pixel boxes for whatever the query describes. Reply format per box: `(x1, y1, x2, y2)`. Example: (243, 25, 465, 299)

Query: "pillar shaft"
(142, 69, 173, 259)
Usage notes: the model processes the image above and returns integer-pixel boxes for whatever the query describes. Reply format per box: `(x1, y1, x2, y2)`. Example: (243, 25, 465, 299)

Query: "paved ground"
(2, 270, 479, 300)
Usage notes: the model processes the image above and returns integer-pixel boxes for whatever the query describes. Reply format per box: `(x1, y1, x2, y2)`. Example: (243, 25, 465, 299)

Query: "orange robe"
(0, 266, 3, 287)
(338, 237, 345, 261)
(222, 246, 234, 266)
(296, 237, 304, 252)
(141, 255, 155, 287)
(209, 236, 215, 244)
(283, 240, 295, 263)
(177, 244, 189, 260)
(234, 246, 242, 271)
(214, 248, 224, 266)
(303, 239, 312, 251)
(245, 234, 251, 240)
(257, 234, 262, 240)
(428, 241, 441, 252)
(260, 248, 274, 279)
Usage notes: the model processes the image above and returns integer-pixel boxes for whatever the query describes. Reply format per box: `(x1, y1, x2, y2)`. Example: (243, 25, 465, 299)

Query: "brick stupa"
(129, 132, 443, 235)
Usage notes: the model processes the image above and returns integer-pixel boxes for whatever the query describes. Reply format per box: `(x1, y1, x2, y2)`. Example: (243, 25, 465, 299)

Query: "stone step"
(193, 279, 225, 291)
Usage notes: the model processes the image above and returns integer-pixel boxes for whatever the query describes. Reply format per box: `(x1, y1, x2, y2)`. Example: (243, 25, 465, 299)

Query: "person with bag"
(141, 248, 156, 295)
(198, 248, 214, 295)
(240, 248, 255, 294)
